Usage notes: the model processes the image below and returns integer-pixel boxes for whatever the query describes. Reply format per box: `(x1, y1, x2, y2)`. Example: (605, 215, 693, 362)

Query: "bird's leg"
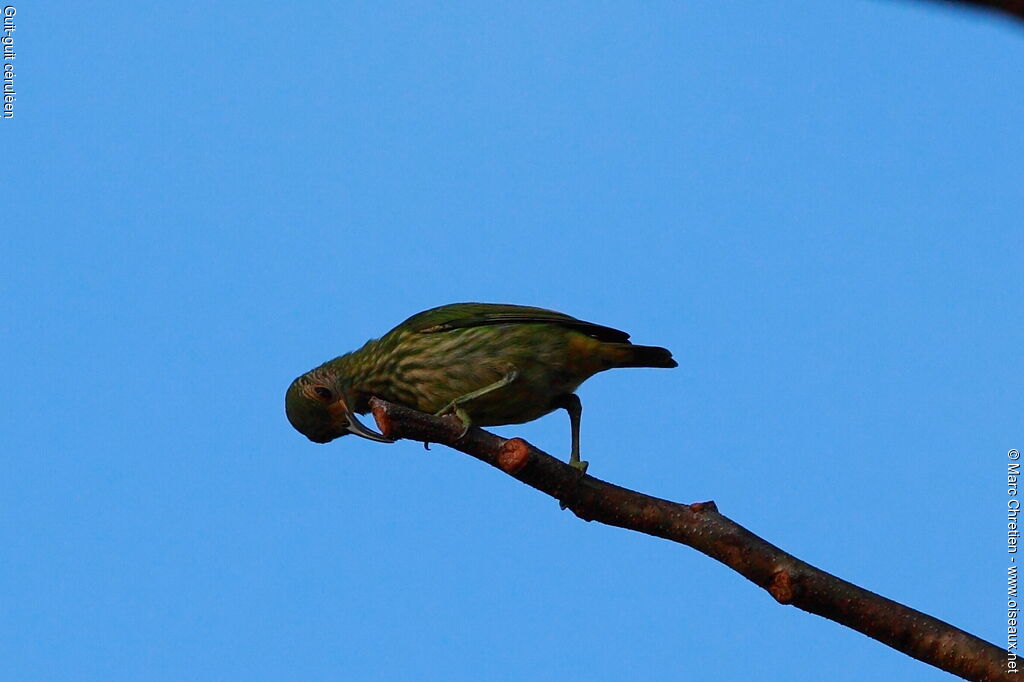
(555, 393, 587, 474)
(434, 369, 519, 438)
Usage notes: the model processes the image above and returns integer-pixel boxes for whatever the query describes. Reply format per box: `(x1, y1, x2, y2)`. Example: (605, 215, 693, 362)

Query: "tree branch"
(370, 398, 1008, 682)
(927, 0, 1024, 22)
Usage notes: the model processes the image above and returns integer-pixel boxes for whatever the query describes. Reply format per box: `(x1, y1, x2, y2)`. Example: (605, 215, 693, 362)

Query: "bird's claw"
(434, 404, 471, 439)
(455, 424, 469, 439)
(559, 458, 589, 510)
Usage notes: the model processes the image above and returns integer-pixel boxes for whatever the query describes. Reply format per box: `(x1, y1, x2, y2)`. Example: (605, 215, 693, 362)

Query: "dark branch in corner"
(931, 0, 1024, 21)
(370, 398, 1007, 682)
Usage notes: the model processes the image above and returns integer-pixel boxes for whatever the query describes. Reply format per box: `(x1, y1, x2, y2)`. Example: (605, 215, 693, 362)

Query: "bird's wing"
(399, 302, 631, 343)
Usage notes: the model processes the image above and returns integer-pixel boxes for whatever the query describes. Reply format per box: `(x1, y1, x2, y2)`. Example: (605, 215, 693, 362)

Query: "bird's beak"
(324, 395, 394, 443)
(344, 410, 394, 443)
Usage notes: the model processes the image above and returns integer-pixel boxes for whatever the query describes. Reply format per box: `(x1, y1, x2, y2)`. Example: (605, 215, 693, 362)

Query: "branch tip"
(370, 398, 392, 438)
(498, 438, 531, 474)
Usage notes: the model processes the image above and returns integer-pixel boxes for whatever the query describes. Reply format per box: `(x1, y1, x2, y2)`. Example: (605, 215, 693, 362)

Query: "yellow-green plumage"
(285, 303, 676, 469)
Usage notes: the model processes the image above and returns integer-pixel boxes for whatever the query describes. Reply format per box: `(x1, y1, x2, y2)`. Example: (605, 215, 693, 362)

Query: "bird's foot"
(434, 403, 471, 439)
(559, 457, 589, 510)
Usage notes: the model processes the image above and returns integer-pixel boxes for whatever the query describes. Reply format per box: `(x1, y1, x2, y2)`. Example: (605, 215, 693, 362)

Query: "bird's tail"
(606, 343, 678, 369)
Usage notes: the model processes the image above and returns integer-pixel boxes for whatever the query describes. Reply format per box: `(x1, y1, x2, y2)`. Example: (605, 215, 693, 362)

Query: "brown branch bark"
(370, 398, 1008, 682)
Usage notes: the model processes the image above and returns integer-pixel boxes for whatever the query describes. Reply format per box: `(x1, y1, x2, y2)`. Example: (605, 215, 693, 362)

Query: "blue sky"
(4, 2, 1022, 680)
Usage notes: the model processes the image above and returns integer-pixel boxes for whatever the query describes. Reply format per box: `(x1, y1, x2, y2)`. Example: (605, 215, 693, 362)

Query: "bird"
(284, 302, 677, 472)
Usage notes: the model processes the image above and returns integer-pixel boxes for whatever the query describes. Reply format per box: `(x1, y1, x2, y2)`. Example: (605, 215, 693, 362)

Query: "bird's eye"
(313, 386, 334, 401)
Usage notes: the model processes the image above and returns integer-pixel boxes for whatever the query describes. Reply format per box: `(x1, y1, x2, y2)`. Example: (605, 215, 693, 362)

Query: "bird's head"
(284, 368, 393, 444)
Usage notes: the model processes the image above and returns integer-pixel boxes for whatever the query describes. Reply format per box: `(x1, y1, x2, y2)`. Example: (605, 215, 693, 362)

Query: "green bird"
(284, 302, 677, 472)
